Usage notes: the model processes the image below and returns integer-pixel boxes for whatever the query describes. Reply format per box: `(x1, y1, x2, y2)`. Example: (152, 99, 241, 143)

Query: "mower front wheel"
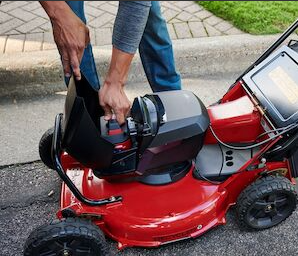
(24, 218, 108, 256)
(237, 175, 297, 231)
(39, 127, 55, 170)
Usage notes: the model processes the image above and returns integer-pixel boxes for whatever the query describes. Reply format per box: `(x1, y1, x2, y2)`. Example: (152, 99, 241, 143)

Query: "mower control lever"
(108, 119, 121, 129)
(107, 119, 122, 136)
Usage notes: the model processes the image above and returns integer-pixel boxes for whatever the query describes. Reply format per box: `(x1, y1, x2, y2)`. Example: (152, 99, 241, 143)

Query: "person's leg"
(139, 1, 181, 92)
(65, 1, 100, 90)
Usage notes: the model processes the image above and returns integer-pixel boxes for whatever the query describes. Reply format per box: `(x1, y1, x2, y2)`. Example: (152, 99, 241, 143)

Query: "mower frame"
(52, 113, 122, 206)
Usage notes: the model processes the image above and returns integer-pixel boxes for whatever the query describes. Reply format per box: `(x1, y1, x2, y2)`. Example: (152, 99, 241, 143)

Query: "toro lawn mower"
(24, 20, 298, 255)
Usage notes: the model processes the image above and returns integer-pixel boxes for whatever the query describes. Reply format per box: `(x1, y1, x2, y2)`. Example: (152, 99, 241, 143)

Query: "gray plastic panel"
(195, 144, 256, 178)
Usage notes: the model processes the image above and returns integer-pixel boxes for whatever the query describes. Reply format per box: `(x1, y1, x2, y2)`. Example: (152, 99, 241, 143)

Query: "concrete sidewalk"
(0, 33, 280, 97)
(0, 1, 286, 99)
(0, 1, 244, 54)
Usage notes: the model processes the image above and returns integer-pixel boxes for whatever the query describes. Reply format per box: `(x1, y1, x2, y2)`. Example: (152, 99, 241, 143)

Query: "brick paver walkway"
(0, 1, 243, 54)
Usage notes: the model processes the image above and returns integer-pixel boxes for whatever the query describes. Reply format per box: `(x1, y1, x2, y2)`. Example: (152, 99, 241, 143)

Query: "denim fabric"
(139, 1, 181, 91)
(65, 1, 181, 92)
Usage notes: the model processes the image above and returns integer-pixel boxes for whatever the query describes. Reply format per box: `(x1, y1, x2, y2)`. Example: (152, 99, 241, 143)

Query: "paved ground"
(0, 1, 244, 54)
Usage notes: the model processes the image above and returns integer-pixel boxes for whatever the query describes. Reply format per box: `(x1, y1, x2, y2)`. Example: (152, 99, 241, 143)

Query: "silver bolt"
(197, 224, 203, 230)
(63, 250, 70, 256)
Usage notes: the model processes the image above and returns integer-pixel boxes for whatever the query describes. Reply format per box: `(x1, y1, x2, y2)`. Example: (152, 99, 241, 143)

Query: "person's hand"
(98, 47, 135, 125)
(40, 1, 90, 80)
(99, 80, 131, 125)
(52, 12, 90, 80)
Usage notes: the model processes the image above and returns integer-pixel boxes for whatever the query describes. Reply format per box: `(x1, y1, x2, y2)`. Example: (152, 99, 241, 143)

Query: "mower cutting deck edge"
(24, 19, 298, 255)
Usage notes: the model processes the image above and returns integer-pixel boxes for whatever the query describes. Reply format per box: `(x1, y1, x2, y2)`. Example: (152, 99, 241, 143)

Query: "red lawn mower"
(25, 20, 298, 256)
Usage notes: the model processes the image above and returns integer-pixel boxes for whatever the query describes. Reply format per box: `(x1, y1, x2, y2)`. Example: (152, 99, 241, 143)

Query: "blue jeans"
(66, 1, 181, 92)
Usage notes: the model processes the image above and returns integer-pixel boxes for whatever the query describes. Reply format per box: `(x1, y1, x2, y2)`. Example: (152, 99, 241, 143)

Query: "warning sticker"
(268, 66, 298, 104)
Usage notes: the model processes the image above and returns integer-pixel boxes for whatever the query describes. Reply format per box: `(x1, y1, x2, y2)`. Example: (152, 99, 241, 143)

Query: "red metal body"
(205, 95, 263, 144)
(57, 82, 295, 250)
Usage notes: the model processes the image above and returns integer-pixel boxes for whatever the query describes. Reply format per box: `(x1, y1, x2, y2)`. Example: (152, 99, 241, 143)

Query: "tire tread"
(236, 175, 297, 231)
(39, 127, 55, 170)
(24, 218, 108, 256)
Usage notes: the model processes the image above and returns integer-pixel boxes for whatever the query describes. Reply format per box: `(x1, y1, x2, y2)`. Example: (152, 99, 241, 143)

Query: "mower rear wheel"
(39, 127, 55, 170)
(237, 175, 297, 231)
(24, 218, 108, 256)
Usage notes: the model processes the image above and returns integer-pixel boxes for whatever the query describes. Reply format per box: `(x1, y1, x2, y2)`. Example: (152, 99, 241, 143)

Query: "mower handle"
(236, 18, 298, 81)
(51, 113, 122, 206)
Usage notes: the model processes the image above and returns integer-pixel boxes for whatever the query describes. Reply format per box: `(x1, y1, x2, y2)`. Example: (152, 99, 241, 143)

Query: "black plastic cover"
(148, 90, 210, 147)
(136, 90, 210, 175)
(62, 76, 115, 169)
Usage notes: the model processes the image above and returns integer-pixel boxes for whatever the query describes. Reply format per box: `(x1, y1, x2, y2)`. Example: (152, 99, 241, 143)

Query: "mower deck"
(59, 161, 228, 249)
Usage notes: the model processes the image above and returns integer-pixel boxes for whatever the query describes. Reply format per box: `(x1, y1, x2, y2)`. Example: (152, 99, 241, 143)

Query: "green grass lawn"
(198, 1, 298, 34)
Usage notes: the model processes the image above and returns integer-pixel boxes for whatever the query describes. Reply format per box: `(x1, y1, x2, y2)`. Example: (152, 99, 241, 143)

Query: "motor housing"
(61, 77, 209, 179)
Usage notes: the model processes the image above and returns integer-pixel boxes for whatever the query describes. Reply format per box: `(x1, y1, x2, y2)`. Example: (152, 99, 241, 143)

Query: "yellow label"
(268, 66, 298, 104)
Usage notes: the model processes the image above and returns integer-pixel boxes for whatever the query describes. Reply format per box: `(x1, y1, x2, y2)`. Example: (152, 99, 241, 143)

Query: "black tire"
(39, 127, 55, 170)
(24, 218, 109, 256)
(236, 175, 297, 231)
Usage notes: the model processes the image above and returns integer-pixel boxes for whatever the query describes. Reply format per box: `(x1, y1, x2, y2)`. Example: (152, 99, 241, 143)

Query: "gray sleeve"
(112, 1, 151, 54)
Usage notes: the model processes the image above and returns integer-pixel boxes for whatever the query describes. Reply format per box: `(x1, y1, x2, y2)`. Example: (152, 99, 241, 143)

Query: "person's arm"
(99, 47, 133, 125)
(99, 1, 151, 124)
(39, 1, 90, 80)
